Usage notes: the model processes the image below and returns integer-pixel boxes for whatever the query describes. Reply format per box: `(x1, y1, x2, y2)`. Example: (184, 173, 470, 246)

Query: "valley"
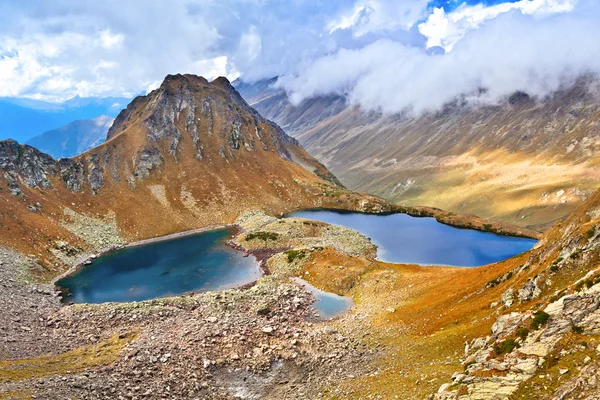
(2, 73, 600, 400)
(3, 1, 600, 399)
(237, 77, 600, 231)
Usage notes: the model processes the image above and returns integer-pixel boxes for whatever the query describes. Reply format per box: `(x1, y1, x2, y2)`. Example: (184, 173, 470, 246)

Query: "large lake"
(56, 228, 260, 304)
(287, 210, 537, 267)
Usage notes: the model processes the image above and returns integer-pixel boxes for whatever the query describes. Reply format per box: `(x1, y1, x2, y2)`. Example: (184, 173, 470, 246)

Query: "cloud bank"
(282, 0, 600, 114)
(0, 0, 598, 115)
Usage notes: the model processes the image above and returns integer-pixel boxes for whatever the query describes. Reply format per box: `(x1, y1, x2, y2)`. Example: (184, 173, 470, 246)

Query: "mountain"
(234, 77, 347, 136)
(25, 116, 113, 158)
(0, 73, 378, 273)
(4, 74, 600, 400)
(0, 96, 129, 143)
(237, 76, 600, 230)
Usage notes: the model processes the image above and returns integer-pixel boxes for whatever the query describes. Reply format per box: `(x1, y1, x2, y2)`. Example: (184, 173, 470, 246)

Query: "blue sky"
(428, 0, 523, 12)
(0, 0, 598, 141)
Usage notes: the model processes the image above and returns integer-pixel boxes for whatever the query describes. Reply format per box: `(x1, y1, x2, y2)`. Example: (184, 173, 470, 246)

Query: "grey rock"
(134, 147, 163, 179)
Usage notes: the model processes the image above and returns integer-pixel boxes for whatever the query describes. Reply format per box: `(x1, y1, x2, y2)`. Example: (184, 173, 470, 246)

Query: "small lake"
(292, 278, 353, 319)
(56, 228, 261, 304)
(287, 210, 537, 267)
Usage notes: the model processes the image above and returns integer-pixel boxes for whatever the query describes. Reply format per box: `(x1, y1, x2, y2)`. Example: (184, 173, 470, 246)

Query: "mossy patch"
(285, 249, 307, 263)
(245, 231, 279, 242)
(531, 310, 550, 330)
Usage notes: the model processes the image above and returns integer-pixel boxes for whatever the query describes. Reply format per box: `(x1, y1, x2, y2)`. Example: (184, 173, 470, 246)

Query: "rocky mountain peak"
(2, 73, 341, 204)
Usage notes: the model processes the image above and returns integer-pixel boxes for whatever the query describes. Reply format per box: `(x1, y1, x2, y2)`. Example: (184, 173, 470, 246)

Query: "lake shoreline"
(52, 224, 238, 287)
(54, 225, 265, 303)
(287, 205, 542, 240)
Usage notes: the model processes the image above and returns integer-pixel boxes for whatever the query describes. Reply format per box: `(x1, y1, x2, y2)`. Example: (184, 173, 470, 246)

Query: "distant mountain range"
(0, 96, 130, 143)
(234, 77, 346, 136)
(236, 75, 600, 230)
(25, 116, 113, 158)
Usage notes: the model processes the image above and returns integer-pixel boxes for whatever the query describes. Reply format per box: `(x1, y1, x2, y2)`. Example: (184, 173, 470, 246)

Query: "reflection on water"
(57, 228, 260, 304)
(287, 210, 537, 267)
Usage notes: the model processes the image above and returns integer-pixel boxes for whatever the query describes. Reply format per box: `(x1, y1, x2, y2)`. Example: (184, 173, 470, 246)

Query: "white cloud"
(98, 30, 124, 50)
(328, 0, 430, 35)
(0, 0, 595, 119)
(281, 0, 600, 115)
(419, 0, 579, 50)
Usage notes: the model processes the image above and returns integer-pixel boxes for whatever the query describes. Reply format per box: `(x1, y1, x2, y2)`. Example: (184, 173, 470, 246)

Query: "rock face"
(434, 282, 600, 400)
(0, 139, 58, 193)
(234, 77, 347, 137)
(430, 188, 600, 400)
(108, 74, 299, 165)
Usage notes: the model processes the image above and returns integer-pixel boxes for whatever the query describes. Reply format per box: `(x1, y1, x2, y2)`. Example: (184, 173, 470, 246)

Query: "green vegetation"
(302, 221, 318, 226)
(284, 249, 307, 263)
(550, 264, 559, 273)
(494, 338, 519, 355)
(586, 226, 596, 238)
(516, 327, 530, 341)
(531, 310, 550, 330)
(245, 232, 279, 242)
(486, 278, 499, 288)
(550, 289, 566, 302)
(486, 270, 514, 288)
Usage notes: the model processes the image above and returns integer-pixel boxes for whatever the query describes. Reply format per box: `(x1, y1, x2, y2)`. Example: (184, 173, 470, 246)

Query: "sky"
(0, 0, 598, 117)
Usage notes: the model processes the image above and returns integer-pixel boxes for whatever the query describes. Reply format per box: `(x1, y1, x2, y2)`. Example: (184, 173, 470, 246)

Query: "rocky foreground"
(0, 211, 380, 399)
(5, 191, 600, 399)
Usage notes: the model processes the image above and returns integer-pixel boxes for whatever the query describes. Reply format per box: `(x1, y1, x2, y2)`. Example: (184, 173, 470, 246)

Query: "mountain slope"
(234, 77, 347, 136)
(25, 116, 113, 158)
(0, 74, 378, 278)
(238, 76, 600, 230)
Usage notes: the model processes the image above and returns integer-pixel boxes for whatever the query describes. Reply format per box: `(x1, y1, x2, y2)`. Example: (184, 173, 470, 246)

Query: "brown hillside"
(0, 74, 374, 279)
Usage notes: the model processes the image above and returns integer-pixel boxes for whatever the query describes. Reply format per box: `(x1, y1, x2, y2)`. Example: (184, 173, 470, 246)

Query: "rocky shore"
(0, 210, 379, 399)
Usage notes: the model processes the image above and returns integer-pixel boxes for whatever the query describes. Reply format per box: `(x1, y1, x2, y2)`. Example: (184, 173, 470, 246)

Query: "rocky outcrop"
(0, 139, 58, 193)
(133, 147, 163, 179)
(433, 281, 600, 399)
(58, 159, 85, 192)
(86, 154, 104, 194)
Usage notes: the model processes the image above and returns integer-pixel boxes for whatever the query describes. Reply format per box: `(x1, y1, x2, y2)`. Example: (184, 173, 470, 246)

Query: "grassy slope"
(289, 188, 600, 398)
(295, 79, 600, 230)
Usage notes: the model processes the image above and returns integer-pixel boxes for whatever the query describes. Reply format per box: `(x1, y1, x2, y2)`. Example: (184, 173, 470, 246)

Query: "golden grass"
(299, 246, 535, 399)
(391, 149, 600, 230)
(0, 332, 135, 384)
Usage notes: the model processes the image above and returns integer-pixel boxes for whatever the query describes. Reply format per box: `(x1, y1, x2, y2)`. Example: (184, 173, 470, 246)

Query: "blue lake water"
(286, 210, 537, 267)
(56, 228, 260, 304)
(292, 278, 353, 319)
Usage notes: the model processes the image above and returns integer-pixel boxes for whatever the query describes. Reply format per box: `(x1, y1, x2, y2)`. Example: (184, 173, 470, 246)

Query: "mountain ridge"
(25, 115, 113, 158)
(237, 75, 600, 230)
